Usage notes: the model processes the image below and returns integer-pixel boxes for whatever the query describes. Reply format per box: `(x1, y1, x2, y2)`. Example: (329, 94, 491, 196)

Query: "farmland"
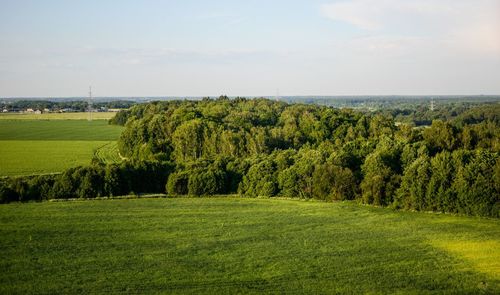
(0, 117, 123, 176)
(0, 119, 122, 141)
(0, 198, 498, 293)
(0, 140, 113, 176)
(0, 112, 118, 120)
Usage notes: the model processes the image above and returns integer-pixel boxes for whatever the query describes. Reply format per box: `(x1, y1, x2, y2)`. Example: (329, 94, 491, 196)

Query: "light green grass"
(93, 141, 123, 164)
(0, 140, 113, 176)
(0, 120, 123, 141)
(0, 198, 498, 293)
(0, 119, 124, 176)
(0, 112, 117, 120)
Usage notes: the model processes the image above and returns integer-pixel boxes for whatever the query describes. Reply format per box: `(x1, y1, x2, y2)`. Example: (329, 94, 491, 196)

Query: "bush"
(166, 171, 189, 195)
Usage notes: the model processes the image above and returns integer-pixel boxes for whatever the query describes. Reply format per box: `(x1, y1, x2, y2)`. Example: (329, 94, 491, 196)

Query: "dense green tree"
(239, 157, 278, 197)
(426, 151, 456, 212)
(453, 150, 499, 217)
(423, 120, 458, 153)
(396, 155, 431, 210)
(3, 98, 498, 217)
(312, 163, 356, 201)
(166, 171, 189, 195)
(360, 138, 402, 206)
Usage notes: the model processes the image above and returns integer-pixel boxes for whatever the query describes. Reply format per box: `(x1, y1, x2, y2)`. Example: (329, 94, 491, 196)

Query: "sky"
(0, 0, 499, 97)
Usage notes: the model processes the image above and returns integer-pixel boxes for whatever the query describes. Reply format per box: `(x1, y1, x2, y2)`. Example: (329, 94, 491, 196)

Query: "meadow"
(0, 112, 117, 120)
(0, 140, 113, 176)
(0, 120, 123, 141)
(0, 117, 123, 176)
(0, 198, 498, 294)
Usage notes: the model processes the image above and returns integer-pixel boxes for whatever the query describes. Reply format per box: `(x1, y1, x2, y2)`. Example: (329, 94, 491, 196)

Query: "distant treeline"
(1, 100, 135, 112)
(286, 95, 500, 111)
(377, 102, 500, 126)
(2, 97, 499, 217)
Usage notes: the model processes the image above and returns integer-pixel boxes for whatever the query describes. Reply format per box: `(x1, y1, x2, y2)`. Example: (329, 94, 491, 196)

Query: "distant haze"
(1, 0, 499, 97)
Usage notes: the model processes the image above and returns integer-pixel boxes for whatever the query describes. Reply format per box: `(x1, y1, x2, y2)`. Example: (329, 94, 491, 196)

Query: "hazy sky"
(1, 0, 499, 97)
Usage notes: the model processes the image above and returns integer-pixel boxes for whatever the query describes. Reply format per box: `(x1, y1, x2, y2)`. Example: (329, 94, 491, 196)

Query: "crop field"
(0, 198, 498, 294)
(0, 118, 123, 176)
(0, 112, 118, 120)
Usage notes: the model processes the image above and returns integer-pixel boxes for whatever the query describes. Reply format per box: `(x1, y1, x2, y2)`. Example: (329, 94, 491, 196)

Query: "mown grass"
(0, 120, 124, 176)
(0, 198, 498, 294)
(93, 141, 123, 163)
(0, 120, 123, 141)
(0, 112, 117, 120)
(0, 140, 113, 176)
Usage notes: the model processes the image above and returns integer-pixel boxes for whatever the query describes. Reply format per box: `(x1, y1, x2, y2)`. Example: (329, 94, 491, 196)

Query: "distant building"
(26, 108, 34, 113)
(34, 110, 42, 114)
(108, 108, 122, 112)
(43, 108, 50, 113)
(2, 109, 8, 113)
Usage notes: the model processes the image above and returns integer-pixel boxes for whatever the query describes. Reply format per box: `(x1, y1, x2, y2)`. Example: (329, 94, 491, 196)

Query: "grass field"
(0, 119, 124, 176)
(0, 120, 123, 141)
(93, 141, 124, 163)
(0, 112, 118, 120)
(0, 140, 113, 176)
(0, 198, 498, 293)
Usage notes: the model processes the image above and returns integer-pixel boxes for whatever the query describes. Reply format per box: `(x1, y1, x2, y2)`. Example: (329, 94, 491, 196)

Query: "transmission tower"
(88, 86, 93, 121)
(430, 99, 435, 111)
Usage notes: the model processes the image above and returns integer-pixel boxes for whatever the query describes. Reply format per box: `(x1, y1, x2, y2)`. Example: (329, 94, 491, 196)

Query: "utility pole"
(88, 86, 93, 121)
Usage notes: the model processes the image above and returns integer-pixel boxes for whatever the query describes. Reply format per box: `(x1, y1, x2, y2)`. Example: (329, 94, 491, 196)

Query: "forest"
(1, 97, 499, 217)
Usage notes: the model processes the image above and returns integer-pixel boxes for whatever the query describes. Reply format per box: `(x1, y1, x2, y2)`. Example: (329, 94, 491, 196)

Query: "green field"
(0, 198, 498, 293)
(0, 140, 113, 176)
(0, 120, 123, 141)
(0, 112, 118, 120)
(0, 119, 124, 176)
(93, 141, 124, 163)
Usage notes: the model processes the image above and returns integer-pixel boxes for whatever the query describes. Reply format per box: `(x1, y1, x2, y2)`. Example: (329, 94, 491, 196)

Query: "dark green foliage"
(188, 168, 226, 196)
(166, 165, 226, 196)
(3, 98, 499, 217)
(453, 150, 499, 217)
(239, 157, 278, 197)
(1, 161, 174, 201)
(166, 171, 189, 195)
(109, 109, 130, 125)
(0, 181, 18, 203)
(423, 120, 458, 153)
(395, 150, 500, 217)
(396, 155, 431, 210)
(312, 163, 356, 201)
(360, 138, 402, 206)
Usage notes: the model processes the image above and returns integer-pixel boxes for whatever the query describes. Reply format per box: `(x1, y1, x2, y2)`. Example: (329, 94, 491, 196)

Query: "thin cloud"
(321, 0, 500, 55)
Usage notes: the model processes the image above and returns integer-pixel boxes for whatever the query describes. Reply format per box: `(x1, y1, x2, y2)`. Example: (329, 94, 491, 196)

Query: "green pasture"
(0, 140, 113, 176)
(0, 112, 117, 120)
(0, 198, 498, 293)
(0, 120, 123, 141)
(93, 141, 124, 163)
(0, 119, 124, 176)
